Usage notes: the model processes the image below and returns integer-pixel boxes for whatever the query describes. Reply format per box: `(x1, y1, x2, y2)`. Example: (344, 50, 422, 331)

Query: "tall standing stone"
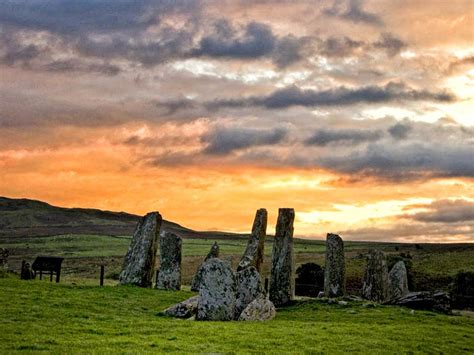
(156, 231, 182, 290)
(191, 242, 219, 291)
(237, 209, 267, 272)
(362, 250, 389, 302)
(324, 233, 346, 297)
(388, 260, 409, 300)
(270, 208, 295, 306)
(119, 212, 161, 287)
(197, 258, 236, 321)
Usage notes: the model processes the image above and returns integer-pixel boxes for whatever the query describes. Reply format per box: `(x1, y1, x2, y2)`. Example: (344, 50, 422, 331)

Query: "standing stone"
(20, 260, 34, 280)
(0, 248, 9, 270)
(156, 231, 182, 290)
(197, 258, 236, 321)
(388, 261, 409, 300)
(324, 233, 346, 297)
(234, 266, 265, 319)
(269, 208, 295, 307)
(362, 250, 389, 302)
(191, 242, 219, 291)
(237, 209, 267, 272)
(119, 212, 161, 287)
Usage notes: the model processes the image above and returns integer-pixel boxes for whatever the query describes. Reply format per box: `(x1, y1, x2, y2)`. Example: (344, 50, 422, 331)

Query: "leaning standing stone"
(119, 212, 161, 287)
(234, 266, 265, 319)
(237, 208, 267, 272)
(324, 233, 346, 297)
(156, 231, 182, 290)
(269, 208, 295, 307)
(197, 258, 236, 321)
(362, 250, 389, 302)
(388, 260, 409, 300)
(191, 242, 219, 291)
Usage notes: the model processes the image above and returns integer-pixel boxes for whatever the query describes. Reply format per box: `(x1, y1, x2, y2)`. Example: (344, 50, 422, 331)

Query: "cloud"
(192, 20, 307, 67)
(373, 33, 406, 56)
(407, 199, 474, 223)
(305, 128, 383, 146)
(43, 59, 120, 76)
(317, 141, 474, 180)
(207, 82, 455, 110)
(203, 126, 288, 155)
(324, 0, 383, 26)
(388, 122, 412, 140)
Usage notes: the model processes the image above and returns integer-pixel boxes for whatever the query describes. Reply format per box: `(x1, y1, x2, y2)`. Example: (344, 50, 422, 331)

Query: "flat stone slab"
(156, 231, 182, 290)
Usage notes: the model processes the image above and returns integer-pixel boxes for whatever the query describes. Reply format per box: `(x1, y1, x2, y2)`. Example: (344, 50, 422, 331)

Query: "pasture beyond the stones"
(2, 234, 474, 292)
(1, 275, 474, 353)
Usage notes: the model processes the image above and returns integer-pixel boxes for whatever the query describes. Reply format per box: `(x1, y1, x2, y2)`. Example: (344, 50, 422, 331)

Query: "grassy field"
(2, 234, 474, 292)
(1, 275, 473, 353)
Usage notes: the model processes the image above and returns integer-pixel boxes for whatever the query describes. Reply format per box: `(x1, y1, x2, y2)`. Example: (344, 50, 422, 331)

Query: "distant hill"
(0, 196, 246, 239)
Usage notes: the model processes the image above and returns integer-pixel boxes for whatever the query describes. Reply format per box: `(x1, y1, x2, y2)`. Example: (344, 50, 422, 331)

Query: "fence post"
(100, 265, 105, 287)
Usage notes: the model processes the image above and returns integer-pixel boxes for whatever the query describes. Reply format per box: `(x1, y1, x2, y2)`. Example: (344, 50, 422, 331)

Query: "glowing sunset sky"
(0, 0, 473, 242)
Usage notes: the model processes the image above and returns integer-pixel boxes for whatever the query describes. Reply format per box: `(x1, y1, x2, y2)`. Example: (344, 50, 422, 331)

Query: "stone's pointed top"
(205, 241, 220, 261)
(238, 209, 267, 272)
(327, 233, 342, 239)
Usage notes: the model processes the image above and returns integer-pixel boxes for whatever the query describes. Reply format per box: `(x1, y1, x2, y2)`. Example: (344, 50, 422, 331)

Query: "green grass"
(2, 234, 474, 291)
(1, 276, 473, 354)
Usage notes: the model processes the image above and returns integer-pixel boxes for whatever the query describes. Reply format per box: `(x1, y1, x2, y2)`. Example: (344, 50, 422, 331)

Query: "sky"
(0, 0, 473, 242)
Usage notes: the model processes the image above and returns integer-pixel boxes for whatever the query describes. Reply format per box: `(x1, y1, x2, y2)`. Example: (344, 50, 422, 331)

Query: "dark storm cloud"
(407, 199, 474, 223)
(206, 82, 455, 110)
(305, 128, 383, 146)
(203, 127, 288, 155)
(317, 141, 474, 180)
(0, 0, 194, 35)
(191, 20, 308, 67)
(324, 0, 383, 26)
(388, 122, 412, 140)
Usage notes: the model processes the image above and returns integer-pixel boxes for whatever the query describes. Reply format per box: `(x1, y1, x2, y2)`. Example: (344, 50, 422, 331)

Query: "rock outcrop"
(119, 212, 161, 287)
(156, 231, 182, 290)
(197, 258, 236, 321)
(238, 297, 276, 321)
(390, 291, 451, 314)
(388, 260, 409, 300)
(269, 208, 295, 307)
(324, 233, 345, 297)
(362, 250, 389, 302)
(237, 209, 267, 272)
(162, 295, 199, 318)
(191, 242, 219, 292)
(234, 266, 265, 319)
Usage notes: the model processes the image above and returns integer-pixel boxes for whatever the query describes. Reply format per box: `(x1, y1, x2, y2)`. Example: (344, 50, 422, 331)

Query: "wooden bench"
(32, 256, 64, 283)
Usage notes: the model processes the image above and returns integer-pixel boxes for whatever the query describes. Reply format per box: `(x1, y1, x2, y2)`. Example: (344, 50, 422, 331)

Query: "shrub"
(295, 262, 324, 297)
(451, 271, 474, 310)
